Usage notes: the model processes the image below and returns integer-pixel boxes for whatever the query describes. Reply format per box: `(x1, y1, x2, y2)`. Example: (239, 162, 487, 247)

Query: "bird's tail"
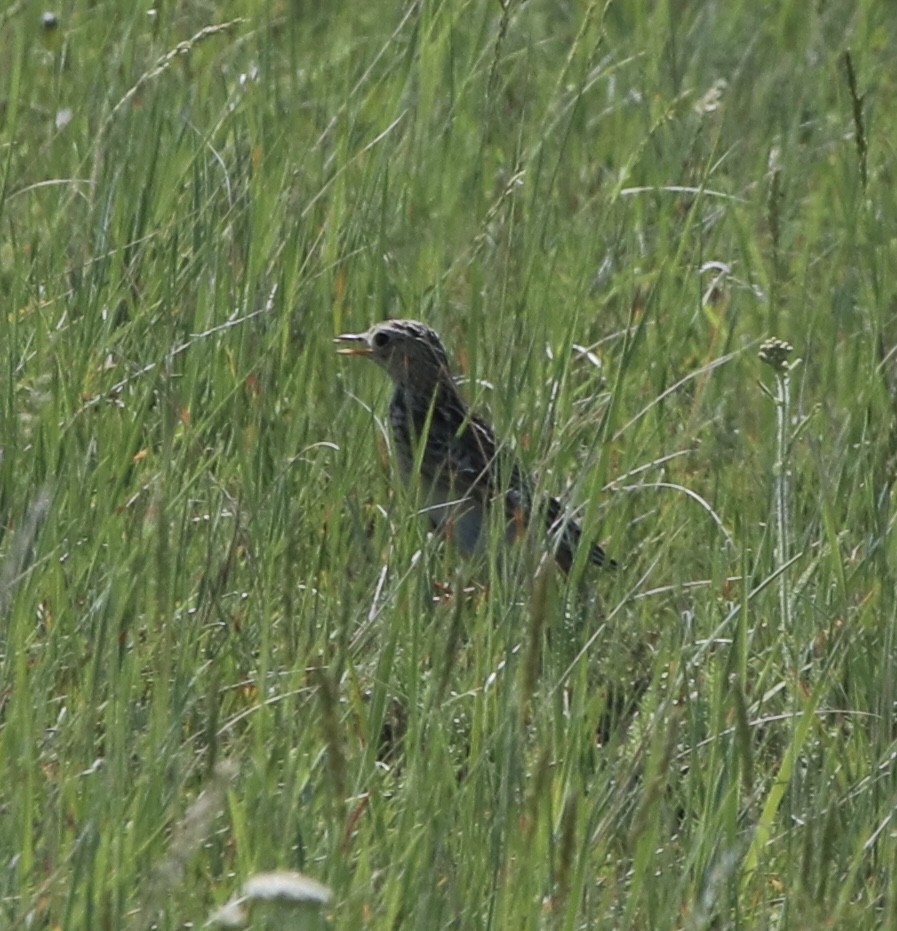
(546, 497, 616, 572)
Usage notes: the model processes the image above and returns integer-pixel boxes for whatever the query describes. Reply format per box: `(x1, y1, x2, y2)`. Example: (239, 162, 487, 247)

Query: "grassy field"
(2, 1, 897, 927)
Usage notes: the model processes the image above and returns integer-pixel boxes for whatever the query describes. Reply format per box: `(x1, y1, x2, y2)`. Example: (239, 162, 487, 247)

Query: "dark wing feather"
(394, 382, 614, 571)
(449, 408, 615, 573)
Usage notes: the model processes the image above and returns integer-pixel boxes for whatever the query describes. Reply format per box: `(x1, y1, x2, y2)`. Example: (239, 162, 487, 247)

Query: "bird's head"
(335, 319, 453, 390)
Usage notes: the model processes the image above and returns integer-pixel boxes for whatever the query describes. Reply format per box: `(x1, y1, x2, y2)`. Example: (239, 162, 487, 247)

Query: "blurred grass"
(1, 0, 897, 927)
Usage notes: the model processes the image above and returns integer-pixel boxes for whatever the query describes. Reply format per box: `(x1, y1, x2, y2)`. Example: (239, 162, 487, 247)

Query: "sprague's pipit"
(335, 319, 615, 574)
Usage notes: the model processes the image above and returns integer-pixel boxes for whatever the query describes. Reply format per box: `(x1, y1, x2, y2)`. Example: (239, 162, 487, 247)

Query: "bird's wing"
(459, 413, 539, 531)
(448, 412, 503, 494)
(434, 403, 615, 571)
(427, 404, 530, 504)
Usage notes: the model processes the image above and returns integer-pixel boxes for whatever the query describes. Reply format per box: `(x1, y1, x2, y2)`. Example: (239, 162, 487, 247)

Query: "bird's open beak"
(334, 333, 372, 356)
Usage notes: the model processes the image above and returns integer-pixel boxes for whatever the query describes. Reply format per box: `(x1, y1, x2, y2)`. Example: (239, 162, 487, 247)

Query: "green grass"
(2, 1, 897, 927)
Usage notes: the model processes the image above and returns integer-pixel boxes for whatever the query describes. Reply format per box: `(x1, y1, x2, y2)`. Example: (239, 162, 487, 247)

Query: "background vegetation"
(2, 0, 896, 927)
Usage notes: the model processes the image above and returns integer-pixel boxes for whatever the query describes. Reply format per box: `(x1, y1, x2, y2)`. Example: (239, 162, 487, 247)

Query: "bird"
(334, 319, 614, 573)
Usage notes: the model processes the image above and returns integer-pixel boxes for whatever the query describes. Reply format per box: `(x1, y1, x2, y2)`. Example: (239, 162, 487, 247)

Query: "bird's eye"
(372, 331, 390, 349)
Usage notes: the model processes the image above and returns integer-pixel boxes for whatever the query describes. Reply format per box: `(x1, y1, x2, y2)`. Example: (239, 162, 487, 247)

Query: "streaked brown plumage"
(335, 319, 614, 573)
